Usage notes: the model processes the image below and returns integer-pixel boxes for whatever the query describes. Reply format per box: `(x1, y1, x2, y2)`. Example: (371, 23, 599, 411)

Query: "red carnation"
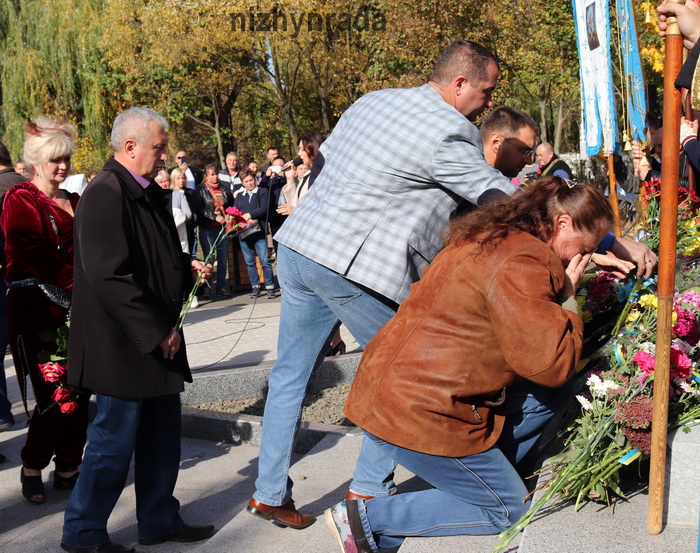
(52, 386, 72, 403)
(59, 401, 78, 414)
(39, 362, 66, 383)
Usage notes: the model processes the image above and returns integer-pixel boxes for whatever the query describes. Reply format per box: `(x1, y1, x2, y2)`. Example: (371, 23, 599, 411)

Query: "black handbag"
(238, 221, 263, 240)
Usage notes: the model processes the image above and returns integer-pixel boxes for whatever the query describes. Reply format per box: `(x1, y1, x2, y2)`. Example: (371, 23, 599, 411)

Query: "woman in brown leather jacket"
(325, 177, 616, 552)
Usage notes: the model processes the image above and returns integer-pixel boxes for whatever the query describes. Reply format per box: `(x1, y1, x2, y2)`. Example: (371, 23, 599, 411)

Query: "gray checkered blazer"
(276, 84, 515, 304)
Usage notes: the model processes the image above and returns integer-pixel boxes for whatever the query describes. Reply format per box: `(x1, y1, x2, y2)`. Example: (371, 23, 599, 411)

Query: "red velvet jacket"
(1, 182, 78, 289)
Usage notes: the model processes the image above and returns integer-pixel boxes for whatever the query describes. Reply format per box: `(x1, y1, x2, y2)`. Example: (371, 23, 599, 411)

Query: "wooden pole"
(684, 90, 697, 193)
(607, 155, 622, 236)
(648, 1, 683, 536)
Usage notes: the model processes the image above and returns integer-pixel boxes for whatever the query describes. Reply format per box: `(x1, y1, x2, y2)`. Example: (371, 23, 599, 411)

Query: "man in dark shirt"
(535, 142, 573, 179)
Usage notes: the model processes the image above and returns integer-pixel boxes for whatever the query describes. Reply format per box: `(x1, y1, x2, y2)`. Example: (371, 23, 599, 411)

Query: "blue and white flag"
(572, 0, 619, 155)
(617, 0, 647, 143)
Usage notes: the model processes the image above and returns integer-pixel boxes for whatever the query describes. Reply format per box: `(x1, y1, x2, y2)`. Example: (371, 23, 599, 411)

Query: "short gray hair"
(110, 107, 168, 152)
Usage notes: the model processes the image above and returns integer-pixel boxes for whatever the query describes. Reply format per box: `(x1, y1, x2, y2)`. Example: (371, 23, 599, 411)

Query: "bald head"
(536, 142, 555, 167)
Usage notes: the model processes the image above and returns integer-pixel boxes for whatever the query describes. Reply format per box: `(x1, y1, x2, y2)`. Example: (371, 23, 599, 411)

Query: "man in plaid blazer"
(246, 40, 519, 529)
(247, 38, 660, 529)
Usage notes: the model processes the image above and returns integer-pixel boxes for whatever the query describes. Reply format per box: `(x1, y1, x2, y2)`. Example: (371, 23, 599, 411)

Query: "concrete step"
(198, 431, 366, 553)
(517, 471, 697, 553)
(199, 428, 520, 553)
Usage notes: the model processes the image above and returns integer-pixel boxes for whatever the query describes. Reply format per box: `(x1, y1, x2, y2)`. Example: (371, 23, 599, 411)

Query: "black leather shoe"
(138, 523, 215, 545)
(60, 541, 136, 553)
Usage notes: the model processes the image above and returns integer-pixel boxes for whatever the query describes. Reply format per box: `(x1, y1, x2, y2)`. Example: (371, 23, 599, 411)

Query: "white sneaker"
(190, 296, 199, 308)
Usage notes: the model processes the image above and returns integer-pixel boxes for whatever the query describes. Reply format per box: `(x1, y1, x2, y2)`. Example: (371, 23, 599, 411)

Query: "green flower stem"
(176, 224, 230, 330)
(612, 279, 644, 336)
(492, 382, 647, 553)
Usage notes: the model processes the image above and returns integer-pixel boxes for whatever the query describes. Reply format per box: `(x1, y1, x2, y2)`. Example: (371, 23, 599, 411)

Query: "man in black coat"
(61, 108, 214, 553)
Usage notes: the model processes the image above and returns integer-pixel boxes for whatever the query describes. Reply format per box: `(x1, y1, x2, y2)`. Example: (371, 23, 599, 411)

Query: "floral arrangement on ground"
(494, 178, 700, 552)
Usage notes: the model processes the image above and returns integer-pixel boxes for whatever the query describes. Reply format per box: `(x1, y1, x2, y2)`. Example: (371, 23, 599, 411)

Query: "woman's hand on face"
(561, 252, 593, 300)
(276, 204, 294, 216)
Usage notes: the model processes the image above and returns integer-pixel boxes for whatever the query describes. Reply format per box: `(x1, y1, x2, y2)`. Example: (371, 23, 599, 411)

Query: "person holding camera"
(260, 156, 290, 245)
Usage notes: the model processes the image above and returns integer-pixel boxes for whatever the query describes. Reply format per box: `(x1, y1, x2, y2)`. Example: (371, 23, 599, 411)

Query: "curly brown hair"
(445, 176, 615, 249)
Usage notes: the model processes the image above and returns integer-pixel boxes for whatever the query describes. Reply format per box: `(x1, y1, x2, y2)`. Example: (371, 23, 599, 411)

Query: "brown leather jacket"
(344, 231, 583, 458)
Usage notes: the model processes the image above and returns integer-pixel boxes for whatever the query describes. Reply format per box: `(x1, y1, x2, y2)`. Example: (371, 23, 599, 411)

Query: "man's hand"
(159, 328, 181, 360)
(610, 236, 658, 279)
(191, 259, 212, 282)
(658, 0, 700, 50)
(591, 251, 636, 279)
(681, 118, 698, 148)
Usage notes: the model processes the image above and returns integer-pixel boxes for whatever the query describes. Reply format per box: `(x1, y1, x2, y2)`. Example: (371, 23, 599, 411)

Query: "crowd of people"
(0, 3, 696, 549)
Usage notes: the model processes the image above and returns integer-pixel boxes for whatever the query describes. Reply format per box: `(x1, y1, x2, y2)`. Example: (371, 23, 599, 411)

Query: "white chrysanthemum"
(638, 341, 656, 354)
(586, 374, 617, 396)
(586, 374, 602, 390)
(576, 395, 593, 411)
(677, 378, 693, 393)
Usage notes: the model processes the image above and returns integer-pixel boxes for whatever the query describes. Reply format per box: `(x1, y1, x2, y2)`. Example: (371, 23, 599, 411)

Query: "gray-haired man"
(61, 108, 213, 553)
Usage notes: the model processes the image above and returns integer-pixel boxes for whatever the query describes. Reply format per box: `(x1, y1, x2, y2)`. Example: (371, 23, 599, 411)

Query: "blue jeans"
(498, 378, 574, 466)
(199, 226, 229, 291)
(358, 433, 530, 550)
(351, 376, 575, 499)
(239, 236, 274, 289)
(62, 393, 183, 548)
(253, 245, 398, 506)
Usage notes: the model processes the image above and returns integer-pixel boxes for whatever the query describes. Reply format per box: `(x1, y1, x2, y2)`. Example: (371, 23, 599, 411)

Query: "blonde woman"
(1, 118, 89, 503)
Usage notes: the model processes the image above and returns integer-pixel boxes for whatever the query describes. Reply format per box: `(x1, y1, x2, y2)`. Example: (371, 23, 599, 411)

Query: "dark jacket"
(0, 168, 24, 198)
(68, 157, 192, 398)
(233, 187, 270, 228)
(192, 183, 234, 228)
(259, 173, 286, 227)
(168, 165, 203, 186)
(538, 155, 573, 180)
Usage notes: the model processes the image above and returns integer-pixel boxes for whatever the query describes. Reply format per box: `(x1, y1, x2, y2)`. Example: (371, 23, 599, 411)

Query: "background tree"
(0, 0, 666, 169)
